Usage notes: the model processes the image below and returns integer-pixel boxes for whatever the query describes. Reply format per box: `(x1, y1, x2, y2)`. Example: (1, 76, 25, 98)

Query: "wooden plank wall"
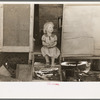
(3, 4, 30, 46)
(62, 5, 100, 57)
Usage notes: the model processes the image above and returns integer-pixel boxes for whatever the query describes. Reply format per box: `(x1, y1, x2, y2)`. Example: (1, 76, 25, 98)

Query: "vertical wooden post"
(59, 55, 62, 81)
(29, 4, 34, 77)
(0, 4, 3, 52)
(29, 4, 34, 61)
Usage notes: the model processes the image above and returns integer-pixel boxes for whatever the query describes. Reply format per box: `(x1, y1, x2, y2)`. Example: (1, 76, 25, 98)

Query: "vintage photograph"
(0, 3, 100, 82)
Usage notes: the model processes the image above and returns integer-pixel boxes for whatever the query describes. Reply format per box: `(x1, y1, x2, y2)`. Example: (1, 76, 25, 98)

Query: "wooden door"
(1, 4, 34, 53)
(61, 4, 100, 57)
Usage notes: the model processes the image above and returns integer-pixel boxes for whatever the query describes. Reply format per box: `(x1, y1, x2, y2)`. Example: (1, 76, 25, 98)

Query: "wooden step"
(33, 52, 42, 55)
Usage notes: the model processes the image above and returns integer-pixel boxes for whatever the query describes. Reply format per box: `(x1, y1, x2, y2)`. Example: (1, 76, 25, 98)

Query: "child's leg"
(44, 55, 50, 65)
(51, 57, 55, 66)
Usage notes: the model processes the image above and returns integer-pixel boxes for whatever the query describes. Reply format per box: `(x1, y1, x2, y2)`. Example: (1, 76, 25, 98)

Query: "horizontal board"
(2, 46, 29, 52)
(61, 37, 94, 56)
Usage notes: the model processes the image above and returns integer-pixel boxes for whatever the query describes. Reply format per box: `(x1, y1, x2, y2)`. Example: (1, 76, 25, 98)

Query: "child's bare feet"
(51, 57, 55, 67)
(51, 63, 55, 67)
(45, 62, 50, 68)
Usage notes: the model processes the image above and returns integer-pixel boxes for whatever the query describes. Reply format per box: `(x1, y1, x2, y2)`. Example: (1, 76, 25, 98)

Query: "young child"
(41, 22, 60, 67)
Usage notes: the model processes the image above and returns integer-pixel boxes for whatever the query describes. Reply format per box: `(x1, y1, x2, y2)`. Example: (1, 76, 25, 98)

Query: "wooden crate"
(16, 64, 32, 81)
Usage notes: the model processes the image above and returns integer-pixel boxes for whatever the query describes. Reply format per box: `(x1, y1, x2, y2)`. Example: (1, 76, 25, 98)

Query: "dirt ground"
(0, 71, 100, 82)
(1, 64, 100, 82)
(0, 75, 18, 82)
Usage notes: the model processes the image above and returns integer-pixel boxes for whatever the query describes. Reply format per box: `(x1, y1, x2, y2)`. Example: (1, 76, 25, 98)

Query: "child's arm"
(42, 40, 49, 46)
(49, 41, 57, 47)
(42, 35, 49, 47)
(49, 35, 57, 47)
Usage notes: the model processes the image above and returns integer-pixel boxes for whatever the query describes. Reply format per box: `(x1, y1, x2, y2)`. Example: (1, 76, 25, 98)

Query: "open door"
(1, 4, 34, 53)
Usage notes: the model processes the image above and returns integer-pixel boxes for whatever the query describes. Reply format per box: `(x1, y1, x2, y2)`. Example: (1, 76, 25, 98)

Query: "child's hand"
(46, 44, 51, 48)
(44, 42, 56, 48)
(48, 42, 55, 47)
(50, 42, 55, 46)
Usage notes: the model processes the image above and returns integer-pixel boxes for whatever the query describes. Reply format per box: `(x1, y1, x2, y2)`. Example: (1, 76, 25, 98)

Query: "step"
(33, 52, 42, 55)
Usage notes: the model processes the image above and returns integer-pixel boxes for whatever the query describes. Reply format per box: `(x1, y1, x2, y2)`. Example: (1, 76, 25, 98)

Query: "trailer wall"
(62, 5, 100, 57)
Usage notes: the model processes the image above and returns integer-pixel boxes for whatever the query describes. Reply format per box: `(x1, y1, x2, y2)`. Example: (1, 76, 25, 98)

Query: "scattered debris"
(78, 61, 91, 73)
(0, 65, 11, 77)
(34, 67, 60, 80)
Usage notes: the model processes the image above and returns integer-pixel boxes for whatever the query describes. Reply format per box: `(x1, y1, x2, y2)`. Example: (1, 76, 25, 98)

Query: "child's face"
(47, 24, 54, 33)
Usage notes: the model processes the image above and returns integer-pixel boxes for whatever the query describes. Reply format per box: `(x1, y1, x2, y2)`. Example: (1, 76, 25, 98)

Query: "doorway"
(34, 4, 63, 53)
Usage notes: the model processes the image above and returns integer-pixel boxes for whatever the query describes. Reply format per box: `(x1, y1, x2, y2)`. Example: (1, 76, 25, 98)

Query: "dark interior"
(34, 4, 63, 53)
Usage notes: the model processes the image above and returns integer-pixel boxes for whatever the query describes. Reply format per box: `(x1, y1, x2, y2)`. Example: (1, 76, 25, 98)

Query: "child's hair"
(43, 22, 54, 33)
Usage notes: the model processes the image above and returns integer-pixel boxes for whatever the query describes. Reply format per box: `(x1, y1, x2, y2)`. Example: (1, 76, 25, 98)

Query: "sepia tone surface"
(0, 4, 100, 82)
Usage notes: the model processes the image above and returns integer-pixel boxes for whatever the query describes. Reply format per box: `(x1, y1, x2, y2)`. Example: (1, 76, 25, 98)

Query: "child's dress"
(41, 34, 60, 58)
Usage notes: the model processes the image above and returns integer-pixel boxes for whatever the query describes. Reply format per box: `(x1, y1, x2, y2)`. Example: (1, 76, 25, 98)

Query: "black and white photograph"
(1, 3, 100, 82)
(1, 1, 100, 99)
